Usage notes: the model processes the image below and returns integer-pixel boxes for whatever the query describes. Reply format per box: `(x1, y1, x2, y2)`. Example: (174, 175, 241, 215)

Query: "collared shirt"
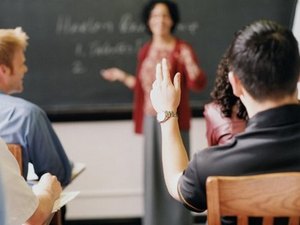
(0, 93, 72, 186)
(178, 104, 300, 213)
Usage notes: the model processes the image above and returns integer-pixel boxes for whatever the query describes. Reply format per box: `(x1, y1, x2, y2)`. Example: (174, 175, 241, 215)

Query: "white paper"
(71, 162, 86, 181)
(52, 191, 80, 213)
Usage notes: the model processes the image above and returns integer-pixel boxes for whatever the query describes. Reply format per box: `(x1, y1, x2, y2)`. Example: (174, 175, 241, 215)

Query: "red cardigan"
(133, 39, 207, 134)
(204, 102, 247, 146)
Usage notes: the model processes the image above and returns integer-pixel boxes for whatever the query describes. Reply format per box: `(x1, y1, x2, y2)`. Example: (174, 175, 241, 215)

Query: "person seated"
(0, 137, 62, 225)
(150, 20, 300, 225)
(0, 27, 72, 186)
(204, 51, 247, 146)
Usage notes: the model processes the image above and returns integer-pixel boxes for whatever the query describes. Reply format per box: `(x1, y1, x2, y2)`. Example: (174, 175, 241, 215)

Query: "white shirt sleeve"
(0, 138, 39, 225)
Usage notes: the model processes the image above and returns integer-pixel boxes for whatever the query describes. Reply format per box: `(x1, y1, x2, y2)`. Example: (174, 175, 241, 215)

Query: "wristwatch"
(156, 111, 177, 123)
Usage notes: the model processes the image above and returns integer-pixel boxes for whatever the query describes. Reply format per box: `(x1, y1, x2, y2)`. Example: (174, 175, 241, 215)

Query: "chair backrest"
(206, 172, 300, 225)
(7, 144, 23, 175)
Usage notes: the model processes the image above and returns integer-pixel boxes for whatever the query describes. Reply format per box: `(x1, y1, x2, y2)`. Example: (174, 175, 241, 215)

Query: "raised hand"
(150, 58, 181, 113)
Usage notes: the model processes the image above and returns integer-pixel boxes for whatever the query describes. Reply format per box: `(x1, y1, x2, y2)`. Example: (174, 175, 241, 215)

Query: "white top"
(0, 138, 38, 225)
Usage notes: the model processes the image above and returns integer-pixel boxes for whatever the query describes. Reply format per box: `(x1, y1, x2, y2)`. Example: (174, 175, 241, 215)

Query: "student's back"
(0, 93, 72, 185)
(184, 104, 300, 210)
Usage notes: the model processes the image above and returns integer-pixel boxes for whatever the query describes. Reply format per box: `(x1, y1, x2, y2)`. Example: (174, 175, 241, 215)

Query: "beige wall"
(53, 118, 207, 220)
(293, 0, 300, 48)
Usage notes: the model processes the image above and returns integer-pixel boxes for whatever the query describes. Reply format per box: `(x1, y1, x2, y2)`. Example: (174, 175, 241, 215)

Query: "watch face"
(157, 112, 166, 122)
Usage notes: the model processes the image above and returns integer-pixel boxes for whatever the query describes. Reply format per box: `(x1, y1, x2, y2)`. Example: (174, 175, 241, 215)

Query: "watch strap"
(158, 110, 177, 123)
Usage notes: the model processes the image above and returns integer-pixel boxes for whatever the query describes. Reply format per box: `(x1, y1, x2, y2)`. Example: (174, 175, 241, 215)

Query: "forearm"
(181, 46, 206, 90)
(25, 191, 56, 225)
(161, 117, 189, 201)
(186, 63, 202, 81)
(187, 67, 207, 91)
(27, 173, 62, 225)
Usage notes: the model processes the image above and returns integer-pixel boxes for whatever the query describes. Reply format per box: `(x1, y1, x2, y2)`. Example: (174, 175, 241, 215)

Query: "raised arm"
(150, 58, 189, 201)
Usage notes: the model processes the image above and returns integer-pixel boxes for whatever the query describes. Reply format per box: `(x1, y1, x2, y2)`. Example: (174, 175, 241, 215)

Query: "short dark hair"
(228, 20, 300, 101)
(142, 0, 180, 35)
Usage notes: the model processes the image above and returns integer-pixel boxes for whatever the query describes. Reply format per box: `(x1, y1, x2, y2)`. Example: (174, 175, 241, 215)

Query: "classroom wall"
(53, 118, 207, 220)
(293, 0, 300, 47)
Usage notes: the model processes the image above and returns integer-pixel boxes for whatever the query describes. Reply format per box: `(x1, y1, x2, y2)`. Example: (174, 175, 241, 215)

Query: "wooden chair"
(206, 172, 300, 225)
(6, 144, 62, 225)
(7, 144, 23, 175)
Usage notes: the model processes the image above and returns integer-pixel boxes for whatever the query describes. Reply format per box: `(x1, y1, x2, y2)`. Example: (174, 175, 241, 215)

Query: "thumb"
(173, 72, 181, 92)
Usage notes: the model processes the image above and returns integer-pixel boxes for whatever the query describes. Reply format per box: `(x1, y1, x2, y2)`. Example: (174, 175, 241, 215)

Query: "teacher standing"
(101, 1, 206, 225)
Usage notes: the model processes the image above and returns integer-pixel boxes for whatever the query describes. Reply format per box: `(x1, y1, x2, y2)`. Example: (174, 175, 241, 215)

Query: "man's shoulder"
(0, 94, 44, 116)
(192, 141, 238, 170)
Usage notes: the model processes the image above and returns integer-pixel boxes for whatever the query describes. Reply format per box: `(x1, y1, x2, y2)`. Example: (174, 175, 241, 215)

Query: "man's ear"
(228, 71, 243, 97)
(0, 64, 10, 76)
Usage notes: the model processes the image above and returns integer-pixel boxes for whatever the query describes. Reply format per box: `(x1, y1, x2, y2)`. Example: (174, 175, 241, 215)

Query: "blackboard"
(0, 0, 297, 120)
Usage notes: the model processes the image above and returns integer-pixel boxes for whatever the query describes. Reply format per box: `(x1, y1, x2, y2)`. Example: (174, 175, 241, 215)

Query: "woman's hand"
(100, 68, 127, 82)
(100, 67, 136, 89)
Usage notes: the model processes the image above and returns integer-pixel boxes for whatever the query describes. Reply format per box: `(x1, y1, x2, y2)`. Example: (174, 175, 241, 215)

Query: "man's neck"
(243, 93, 299, 118)
(0, 85, 9, 94)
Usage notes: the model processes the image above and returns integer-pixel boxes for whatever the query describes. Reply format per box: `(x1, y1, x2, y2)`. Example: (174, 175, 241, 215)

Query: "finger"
(100, 69, 105, 75)
(173, 72, 181, 92)
(156, 63, 162, 82)
(152, 80, 158, 89)
(161, 58, 171, 83)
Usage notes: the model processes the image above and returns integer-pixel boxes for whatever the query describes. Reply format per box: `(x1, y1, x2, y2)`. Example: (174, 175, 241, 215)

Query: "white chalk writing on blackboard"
(72, 60, 87, 75)
(56, 14, 199, 35)
(119, 14, 145, 33)
(74, 38, 145, 58)
(177, 22, 199, 35)
(55, 14, 199, 75)
(56, 16, 114, 34)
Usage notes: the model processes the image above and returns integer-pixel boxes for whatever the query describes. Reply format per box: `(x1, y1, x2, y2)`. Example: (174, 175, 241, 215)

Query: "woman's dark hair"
(142, 0, 180, 35)
(211, 52, 248, 120)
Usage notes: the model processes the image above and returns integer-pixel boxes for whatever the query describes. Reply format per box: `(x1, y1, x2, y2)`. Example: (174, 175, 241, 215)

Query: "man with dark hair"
(150, 20, 300, 224)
